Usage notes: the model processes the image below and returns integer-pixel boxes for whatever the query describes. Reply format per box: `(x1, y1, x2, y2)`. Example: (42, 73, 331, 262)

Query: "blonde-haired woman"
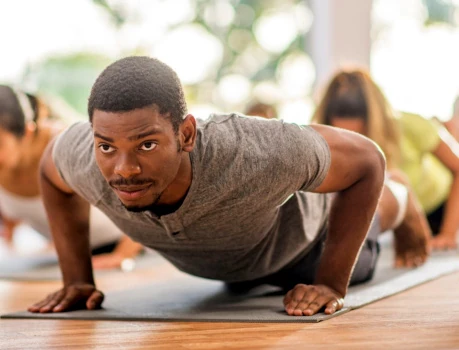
(312, 69, 459, 250)
(0, 85, 143, 269)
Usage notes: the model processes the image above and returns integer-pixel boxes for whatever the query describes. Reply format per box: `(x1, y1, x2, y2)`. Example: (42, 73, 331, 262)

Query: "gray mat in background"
(3, 236, 459, 323)
(0, 252, 164, 281)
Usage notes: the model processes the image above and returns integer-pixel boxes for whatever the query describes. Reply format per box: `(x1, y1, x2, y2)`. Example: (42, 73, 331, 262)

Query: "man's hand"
(283, 284, 344, 316)
(430, 233, 457, 251)
(27, 284, 104, 313)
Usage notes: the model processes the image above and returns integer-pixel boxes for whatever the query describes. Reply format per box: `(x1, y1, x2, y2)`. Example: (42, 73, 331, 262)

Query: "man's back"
(53, 113, 331, 281)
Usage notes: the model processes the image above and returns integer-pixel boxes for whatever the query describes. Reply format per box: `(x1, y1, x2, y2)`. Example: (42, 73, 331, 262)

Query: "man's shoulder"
(199, 112, 282, 127)
(52, 122, 105, 203)
(53, 121, 93, 170)
(55, 121, 92, 149)
(196, 113, 325, 156)
(197, 112, 291, 142)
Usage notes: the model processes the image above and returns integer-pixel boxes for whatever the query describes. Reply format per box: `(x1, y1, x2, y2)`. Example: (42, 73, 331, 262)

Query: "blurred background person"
(312, 69, 459, 250)
(0, 85, 143, 269)
(440, 96, 459, 142)
(244, 101, 278, 119)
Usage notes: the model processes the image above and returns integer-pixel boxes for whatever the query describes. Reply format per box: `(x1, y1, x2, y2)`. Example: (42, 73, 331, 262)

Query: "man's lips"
(112, 184, 153, 201)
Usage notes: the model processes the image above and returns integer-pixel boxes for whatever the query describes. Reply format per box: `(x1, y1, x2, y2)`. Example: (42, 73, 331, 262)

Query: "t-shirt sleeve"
(281, 123, 331, 192)
(52, 122, 83, 187)
(193, 115, 332, 211)
(401, 113, 441, 153)
(238, 117, 331, 193)
(51, 121, 103, 204)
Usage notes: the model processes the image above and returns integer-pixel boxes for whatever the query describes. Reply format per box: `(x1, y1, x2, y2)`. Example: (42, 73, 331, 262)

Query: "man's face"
(92, 105, 184, 212)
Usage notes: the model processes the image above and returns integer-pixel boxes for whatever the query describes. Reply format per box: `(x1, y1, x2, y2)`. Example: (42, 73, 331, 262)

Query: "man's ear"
(180, 114, 197, 152)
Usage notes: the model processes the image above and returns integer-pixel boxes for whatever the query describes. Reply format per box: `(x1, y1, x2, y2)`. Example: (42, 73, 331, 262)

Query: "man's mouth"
(112, 184, 153, 201)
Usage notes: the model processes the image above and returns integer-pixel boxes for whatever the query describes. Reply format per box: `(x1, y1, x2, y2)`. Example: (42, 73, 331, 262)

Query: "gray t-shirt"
(53, 113, 331, 282)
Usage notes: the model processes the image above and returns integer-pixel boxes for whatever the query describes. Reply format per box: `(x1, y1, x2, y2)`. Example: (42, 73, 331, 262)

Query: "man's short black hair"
(88, 56, 187, 132)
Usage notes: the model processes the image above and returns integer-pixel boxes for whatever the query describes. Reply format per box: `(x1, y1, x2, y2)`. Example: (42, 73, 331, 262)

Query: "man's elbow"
(363, 139, 386, 189)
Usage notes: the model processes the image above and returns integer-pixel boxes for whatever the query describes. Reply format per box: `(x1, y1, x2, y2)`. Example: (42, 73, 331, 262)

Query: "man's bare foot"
(393, 188, 431, 268)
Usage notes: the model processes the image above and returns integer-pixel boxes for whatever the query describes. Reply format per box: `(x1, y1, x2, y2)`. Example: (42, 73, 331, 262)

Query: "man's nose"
(114, 153, 141, 178)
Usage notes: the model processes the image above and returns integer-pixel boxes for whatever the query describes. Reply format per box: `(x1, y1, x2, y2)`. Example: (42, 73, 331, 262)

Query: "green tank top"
(398, 112, 452, 213)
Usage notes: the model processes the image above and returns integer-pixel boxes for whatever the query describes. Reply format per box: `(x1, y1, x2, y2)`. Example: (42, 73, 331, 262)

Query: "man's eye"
(140, 142, 157, 151)
(99, 144, 115, 153)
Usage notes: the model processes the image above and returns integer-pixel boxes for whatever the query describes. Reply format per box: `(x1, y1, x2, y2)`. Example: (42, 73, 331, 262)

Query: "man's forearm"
(41, 172, 94, 286)
(314, 169, 384, 297)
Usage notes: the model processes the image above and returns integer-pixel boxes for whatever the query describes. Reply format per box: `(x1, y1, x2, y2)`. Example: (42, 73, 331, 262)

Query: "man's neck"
(150, 198, 186, 217)
(155, 151, 193, 209)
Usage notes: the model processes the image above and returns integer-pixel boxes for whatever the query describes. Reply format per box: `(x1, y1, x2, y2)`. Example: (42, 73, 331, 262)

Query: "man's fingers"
(284, 284, 345, 316)
(284, 286, 307, 314)
(283, 290, 293, 305)
(284, 285, 319, 315)
(285, 299, 307, 315)
(290, 285, 313, 301)
(52, 288, 81, 312)
(28, 291, 64, 313)
(324, 298, 344, 315)
(86, 290, 104, 310)
(301, 298, 324, 316)
(290, 300, 314, 316)
(39, 297, 63, 313)
(28, 285, 101, 314)
(28, 298, 56, 313)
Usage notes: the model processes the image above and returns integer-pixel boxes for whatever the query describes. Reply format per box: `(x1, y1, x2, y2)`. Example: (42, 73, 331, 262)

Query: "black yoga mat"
(3, 235, 459, 323)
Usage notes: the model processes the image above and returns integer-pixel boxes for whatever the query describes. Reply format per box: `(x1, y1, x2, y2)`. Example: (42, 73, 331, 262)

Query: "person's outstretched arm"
(284, 125, 385, 316)
(92, 235, 143, 270)
(0, 214, 20, 244)
(429, 128, 459, 249)
(28, 139, 104, 313)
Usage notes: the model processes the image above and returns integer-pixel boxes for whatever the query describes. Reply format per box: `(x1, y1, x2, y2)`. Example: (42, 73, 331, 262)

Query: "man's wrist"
(314, 276, 347, 297)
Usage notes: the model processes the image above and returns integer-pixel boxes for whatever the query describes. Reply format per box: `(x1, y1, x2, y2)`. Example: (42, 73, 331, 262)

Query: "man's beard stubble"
(120, 192, 163, 213)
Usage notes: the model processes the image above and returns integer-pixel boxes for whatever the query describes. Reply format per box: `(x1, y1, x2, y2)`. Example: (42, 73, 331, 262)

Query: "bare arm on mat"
(430, 129, 459, 250)
(28, 139, 104, 313)
(92, 235, 144, 270)
(283, 125, 386, 316)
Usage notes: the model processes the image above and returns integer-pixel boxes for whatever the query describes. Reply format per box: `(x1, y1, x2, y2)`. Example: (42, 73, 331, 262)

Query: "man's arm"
(284, 124, 385, 316)
(28, 138, 104, 313)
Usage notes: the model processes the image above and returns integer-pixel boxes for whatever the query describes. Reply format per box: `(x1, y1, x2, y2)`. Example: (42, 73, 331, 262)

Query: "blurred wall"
(309, 0, 372, 90)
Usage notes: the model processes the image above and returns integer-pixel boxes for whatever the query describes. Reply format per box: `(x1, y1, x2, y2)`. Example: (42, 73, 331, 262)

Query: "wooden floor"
(1, 265, 459, 350)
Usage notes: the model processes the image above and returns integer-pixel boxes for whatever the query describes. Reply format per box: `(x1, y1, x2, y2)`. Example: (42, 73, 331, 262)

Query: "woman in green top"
(312, 69, 459, 250)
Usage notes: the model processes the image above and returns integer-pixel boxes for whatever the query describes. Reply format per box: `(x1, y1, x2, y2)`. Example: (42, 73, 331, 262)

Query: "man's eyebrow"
(128, 129, 163, 141)
(93, 128, 164, 143)
(94, 132, 114, 143)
